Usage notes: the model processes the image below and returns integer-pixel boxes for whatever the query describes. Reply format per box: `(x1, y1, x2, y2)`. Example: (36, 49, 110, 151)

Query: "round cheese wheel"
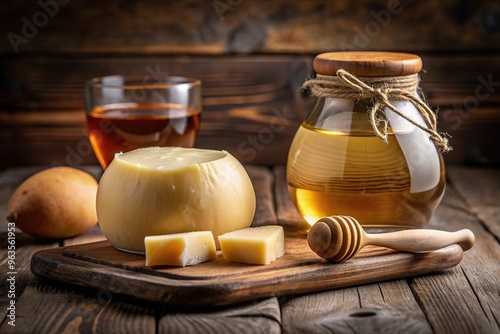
(96, 147, 256, 253)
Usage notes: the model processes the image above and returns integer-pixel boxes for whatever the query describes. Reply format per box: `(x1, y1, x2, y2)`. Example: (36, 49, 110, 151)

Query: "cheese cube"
(145, 231, 216, 267)
(218, 226, 285, 265)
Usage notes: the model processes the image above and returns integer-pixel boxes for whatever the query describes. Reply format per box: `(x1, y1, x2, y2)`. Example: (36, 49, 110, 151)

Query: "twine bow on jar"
(303, 69, 452, 153)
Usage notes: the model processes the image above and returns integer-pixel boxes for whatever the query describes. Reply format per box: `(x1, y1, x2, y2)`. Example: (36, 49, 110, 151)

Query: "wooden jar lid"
(313, 51, 422, 77)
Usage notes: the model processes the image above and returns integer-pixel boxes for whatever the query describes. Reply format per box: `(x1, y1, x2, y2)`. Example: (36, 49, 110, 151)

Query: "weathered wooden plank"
(438, 109, 500, 166)
(0, 233, 57, 294)
(0, 277, 156, 333)
(1, 54, 500, 167)
(357, 281, 432, 333)
(0, 56, 309, 110)
(1, 0, 498, 54)
(420, 55, 500, 106)
(62, 224, 106, 247)
(439, 181, 467, 212)
(2, 55, 498, 112)
(446, 166, 500, 208)
(272, 165, 309, 230)
(475, 206, 500, 241)
(282, 281, 432, 334)
(245, 165, 278, 226)
(281, 287, 359, 333)
(446, 166, 500, 239)
(410, 184, 500, 334)
(444, 169, 500, 333)
(411, 267, 495, 334)
(158, 298, 281, 334)
(0, 233, 59, 328)
(0, 55, 310, 167)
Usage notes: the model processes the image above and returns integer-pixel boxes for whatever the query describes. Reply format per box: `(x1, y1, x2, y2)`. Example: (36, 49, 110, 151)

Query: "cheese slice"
(218, 226, 285, 265)
(145, 231, 216, 267)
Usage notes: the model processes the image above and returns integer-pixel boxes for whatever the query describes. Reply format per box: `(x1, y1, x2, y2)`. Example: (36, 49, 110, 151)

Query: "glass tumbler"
(85, 75, 202, 169)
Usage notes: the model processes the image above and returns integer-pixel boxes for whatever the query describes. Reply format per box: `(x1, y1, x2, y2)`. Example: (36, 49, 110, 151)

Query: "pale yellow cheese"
(96, 147, 256, 253)
(145, 231, 216, 267)
(218, 226, 285, 265)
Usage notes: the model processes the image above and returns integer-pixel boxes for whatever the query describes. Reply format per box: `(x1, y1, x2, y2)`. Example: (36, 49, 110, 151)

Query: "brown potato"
(6, 167, 98, 239)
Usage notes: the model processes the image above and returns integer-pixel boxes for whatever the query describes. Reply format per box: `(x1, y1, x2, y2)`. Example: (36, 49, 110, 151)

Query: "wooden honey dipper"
(307, 215, 475, 262)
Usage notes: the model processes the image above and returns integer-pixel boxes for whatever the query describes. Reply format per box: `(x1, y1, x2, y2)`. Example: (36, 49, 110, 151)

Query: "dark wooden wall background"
(1, 0, 500, 168)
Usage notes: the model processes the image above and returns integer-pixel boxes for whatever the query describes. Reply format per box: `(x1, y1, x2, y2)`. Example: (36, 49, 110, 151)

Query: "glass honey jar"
(287, 52, 449, 229)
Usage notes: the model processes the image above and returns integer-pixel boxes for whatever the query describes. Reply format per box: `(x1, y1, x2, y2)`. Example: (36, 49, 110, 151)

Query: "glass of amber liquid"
(85, 75, 202, 169)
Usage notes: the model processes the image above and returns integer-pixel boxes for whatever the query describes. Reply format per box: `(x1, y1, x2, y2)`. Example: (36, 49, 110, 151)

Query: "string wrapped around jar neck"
(303, 69, 452, 153)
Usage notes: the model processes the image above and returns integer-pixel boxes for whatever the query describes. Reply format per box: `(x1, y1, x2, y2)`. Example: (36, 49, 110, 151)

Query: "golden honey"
(287, 100, 446, 228)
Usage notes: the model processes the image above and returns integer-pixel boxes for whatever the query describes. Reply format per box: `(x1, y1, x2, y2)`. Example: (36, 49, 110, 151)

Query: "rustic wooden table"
(0, 165, 499, 333)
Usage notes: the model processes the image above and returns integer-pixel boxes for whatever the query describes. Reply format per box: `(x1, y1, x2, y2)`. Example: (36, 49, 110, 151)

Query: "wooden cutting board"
(31, 229, 463, 306)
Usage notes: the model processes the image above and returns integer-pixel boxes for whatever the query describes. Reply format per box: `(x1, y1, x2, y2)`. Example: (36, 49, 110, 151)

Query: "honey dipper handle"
(365, 229, 475, 253)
